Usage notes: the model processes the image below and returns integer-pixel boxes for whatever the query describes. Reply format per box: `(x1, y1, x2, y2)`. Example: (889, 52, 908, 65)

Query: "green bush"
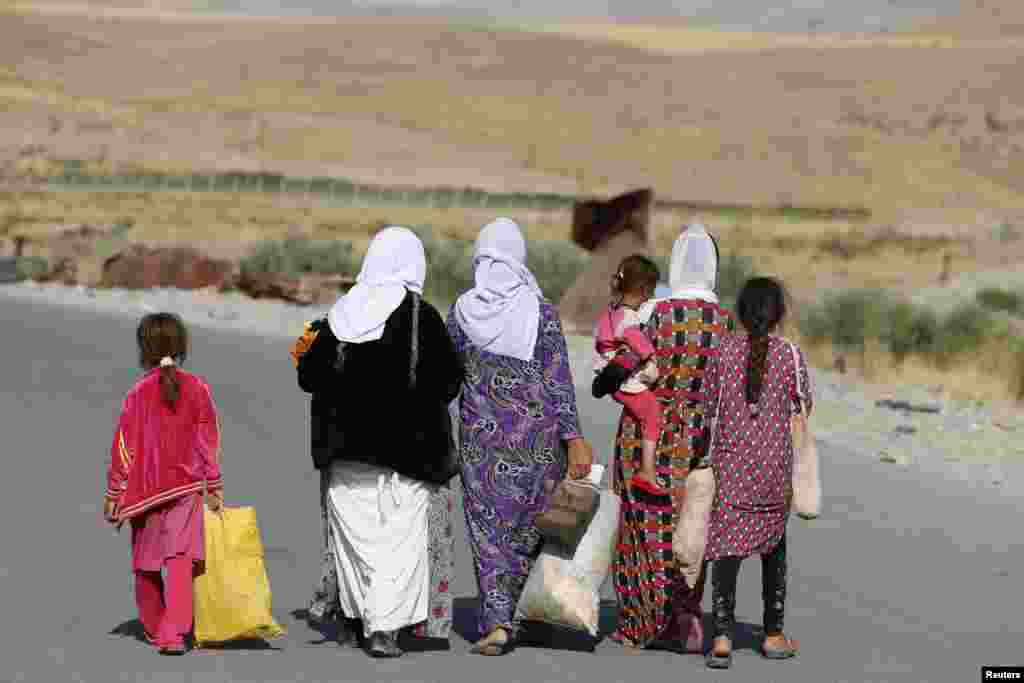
(411, 229, 589, 310)
(976, 287, 1023, 316)
(413, 228, 475, 308)
(798, 289, 888, 353)
(883, 301, 940, 359)
(240, 237, 354, 277)
(934, 303, 998, 362)
(718, 253, 756, 307)
(1013, 341, 1024, 403)
(528, 241, 588, 304)
(798, 291, 1004, 365)
(15, 256, 48, 281)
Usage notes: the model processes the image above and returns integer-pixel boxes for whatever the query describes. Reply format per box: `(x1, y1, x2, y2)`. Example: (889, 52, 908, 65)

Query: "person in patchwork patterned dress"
(611, 223, 736, 652)
(701, 276, 811, 670)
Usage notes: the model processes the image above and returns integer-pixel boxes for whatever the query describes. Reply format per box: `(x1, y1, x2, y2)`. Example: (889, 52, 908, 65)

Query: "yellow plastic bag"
(193, 506, 285, 646)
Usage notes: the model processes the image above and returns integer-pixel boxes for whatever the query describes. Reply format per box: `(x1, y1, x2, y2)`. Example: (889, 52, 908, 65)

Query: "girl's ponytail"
(137, 312, 189, 412)
(159, 356, 180, 412)
(610, 269, 625, 299)
(611, 255, 659, 306)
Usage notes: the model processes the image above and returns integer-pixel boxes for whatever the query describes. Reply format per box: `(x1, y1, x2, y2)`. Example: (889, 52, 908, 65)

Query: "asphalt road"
(1, 293, 1021, 683)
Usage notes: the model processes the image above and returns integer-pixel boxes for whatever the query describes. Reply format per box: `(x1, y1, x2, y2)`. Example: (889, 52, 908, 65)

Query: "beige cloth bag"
(672, 367, 724, 589)
(788, 341, 821, 520)
(674, 468, 715, 589)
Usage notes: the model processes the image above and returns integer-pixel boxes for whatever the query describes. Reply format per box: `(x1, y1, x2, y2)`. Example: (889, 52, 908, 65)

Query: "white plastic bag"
(515, 466, 620, 637)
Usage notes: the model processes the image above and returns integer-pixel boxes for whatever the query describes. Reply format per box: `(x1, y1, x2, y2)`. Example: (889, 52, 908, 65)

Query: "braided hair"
(735, 277, 787, 412)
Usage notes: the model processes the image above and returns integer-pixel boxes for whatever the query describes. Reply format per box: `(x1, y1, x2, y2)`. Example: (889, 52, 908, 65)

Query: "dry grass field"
(1, 0, 1023, 404)
(2, 1, 1024, 212)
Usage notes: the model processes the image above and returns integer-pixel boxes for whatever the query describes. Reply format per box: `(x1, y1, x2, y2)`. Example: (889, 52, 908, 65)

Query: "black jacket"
(297, 293, 464, 484)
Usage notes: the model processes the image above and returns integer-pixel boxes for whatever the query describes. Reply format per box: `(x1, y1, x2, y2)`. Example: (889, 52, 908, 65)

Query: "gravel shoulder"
(4, 279, 1022, 496)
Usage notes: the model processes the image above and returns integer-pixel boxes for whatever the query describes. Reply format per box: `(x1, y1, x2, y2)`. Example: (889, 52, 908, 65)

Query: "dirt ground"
(2, 0, 1024, 323)
(1, 0, 1023, 216)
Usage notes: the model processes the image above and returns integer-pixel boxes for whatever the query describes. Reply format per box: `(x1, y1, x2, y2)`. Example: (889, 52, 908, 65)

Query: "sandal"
(762, 634, 799, 659)
(158, 643, 187, 656)
(470, 628, 516, 656)
(705, 637, 732, 669)
(676, 614, 705, 654)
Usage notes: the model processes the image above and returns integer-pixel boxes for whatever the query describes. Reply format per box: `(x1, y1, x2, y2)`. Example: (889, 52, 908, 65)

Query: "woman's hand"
(566, 438, 594, 479)
(102, 498, 118, 525)
(207, 491, 223, 513)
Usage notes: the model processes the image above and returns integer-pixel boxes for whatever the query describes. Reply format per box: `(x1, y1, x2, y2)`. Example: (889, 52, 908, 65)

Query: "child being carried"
(592, 255, 666, 496)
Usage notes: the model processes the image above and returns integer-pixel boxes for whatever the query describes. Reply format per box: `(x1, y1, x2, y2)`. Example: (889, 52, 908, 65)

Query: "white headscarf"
(327, 226, 426, 344)
(453, 217, 543, 362)
(669, 222, 719, 303)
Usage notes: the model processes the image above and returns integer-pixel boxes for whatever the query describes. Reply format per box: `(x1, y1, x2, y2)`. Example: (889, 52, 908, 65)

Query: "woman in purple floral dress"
(448, 218, 594, 656)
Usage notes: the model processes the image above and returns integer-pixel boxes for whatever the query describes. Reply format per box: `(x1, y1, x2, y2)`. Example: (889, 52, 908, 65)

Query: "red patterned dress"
(703, 334, 813, 561)
(611, 298, 735, 648)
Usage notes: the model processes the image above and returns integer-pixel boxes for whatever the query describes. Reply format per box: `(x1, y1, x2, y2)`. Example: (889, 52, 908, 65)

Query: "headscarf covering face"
(453, 217, 543, 362)
(669, 222, 720, 303)
(327, 226, 426, 344)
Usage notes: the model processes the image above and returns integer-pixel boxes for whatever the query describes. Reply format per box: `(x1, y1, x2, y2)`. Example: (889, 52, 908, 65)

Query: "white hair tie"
(159, 356, 176, 368)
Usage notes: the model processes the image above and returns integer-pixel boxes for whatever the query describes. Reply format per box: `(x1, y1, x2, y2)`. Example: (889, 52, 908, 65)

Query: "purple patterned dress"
(446, 301, 582, 638)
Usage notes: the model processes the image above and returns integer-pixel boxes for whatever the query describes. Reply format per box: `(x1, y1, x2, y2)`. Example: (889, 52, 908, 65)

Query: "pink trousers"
(615, 389, 662, 442)
(134, 557, 194, 649)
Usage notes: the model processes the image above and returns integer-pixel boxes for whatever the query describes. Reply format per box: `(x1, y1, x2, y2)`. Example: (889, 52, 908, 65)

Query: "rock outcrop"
(101, 245, 235, 290)
(558, 189, 654, 333)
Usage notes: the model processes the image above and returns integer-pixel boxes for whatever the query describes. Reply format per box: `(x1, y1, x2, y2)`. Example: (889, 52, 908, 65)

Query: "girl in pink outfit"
(102, 313, 223, 655)
(594, 255, 665, 495)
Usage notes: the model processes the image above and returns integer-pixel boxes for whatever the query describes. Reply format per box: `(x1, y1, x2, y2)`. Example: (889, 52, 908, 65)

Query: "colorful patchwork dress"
(611, 298, 735, 647)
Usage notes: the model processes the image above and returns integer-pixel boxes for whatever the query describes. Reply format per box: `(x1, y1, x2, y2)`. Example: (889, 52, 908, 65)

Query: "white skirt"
(326, 460, 431, 636)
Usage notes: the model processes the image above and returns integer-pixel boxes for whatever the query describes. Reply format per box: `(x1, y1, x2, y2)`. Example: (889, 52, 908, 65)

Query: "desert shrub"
(798, 289, 889, 353)
(798, 291, 998, 362)
(1013, 340, 1024, 403)
(995, 222, 1021, 244)
(933, 303, 998, 362)
(14, 256, 48, 281)
(796, 303, 833, 347)
(718, 253, 756, 306)
(413, 228, 475, 308)
(528, 241, 588, 303)
(883, 302, 940, 359)
(976, 287, 1023, 316)
(240, 237, 354, 277)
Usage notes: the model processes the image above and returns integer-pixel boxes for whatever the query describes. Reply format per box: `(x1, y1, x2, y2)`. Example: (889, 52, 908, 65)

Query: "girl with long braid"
(699, 277, 813, 669)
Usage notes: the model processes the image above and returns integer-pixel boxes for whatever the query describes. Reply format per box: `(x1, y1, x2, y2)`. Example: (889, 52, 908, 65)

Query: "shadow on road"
(290, 608, 452, 652)
(452, 596, 764, 655)
(109, 619, 285, 651)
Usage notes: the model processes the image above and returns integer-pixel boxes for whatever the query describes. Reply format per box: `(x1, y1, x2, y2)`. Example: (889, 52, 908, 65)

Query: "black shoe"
(367, 631, 403, 658)
(336, 620, 361, 648)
